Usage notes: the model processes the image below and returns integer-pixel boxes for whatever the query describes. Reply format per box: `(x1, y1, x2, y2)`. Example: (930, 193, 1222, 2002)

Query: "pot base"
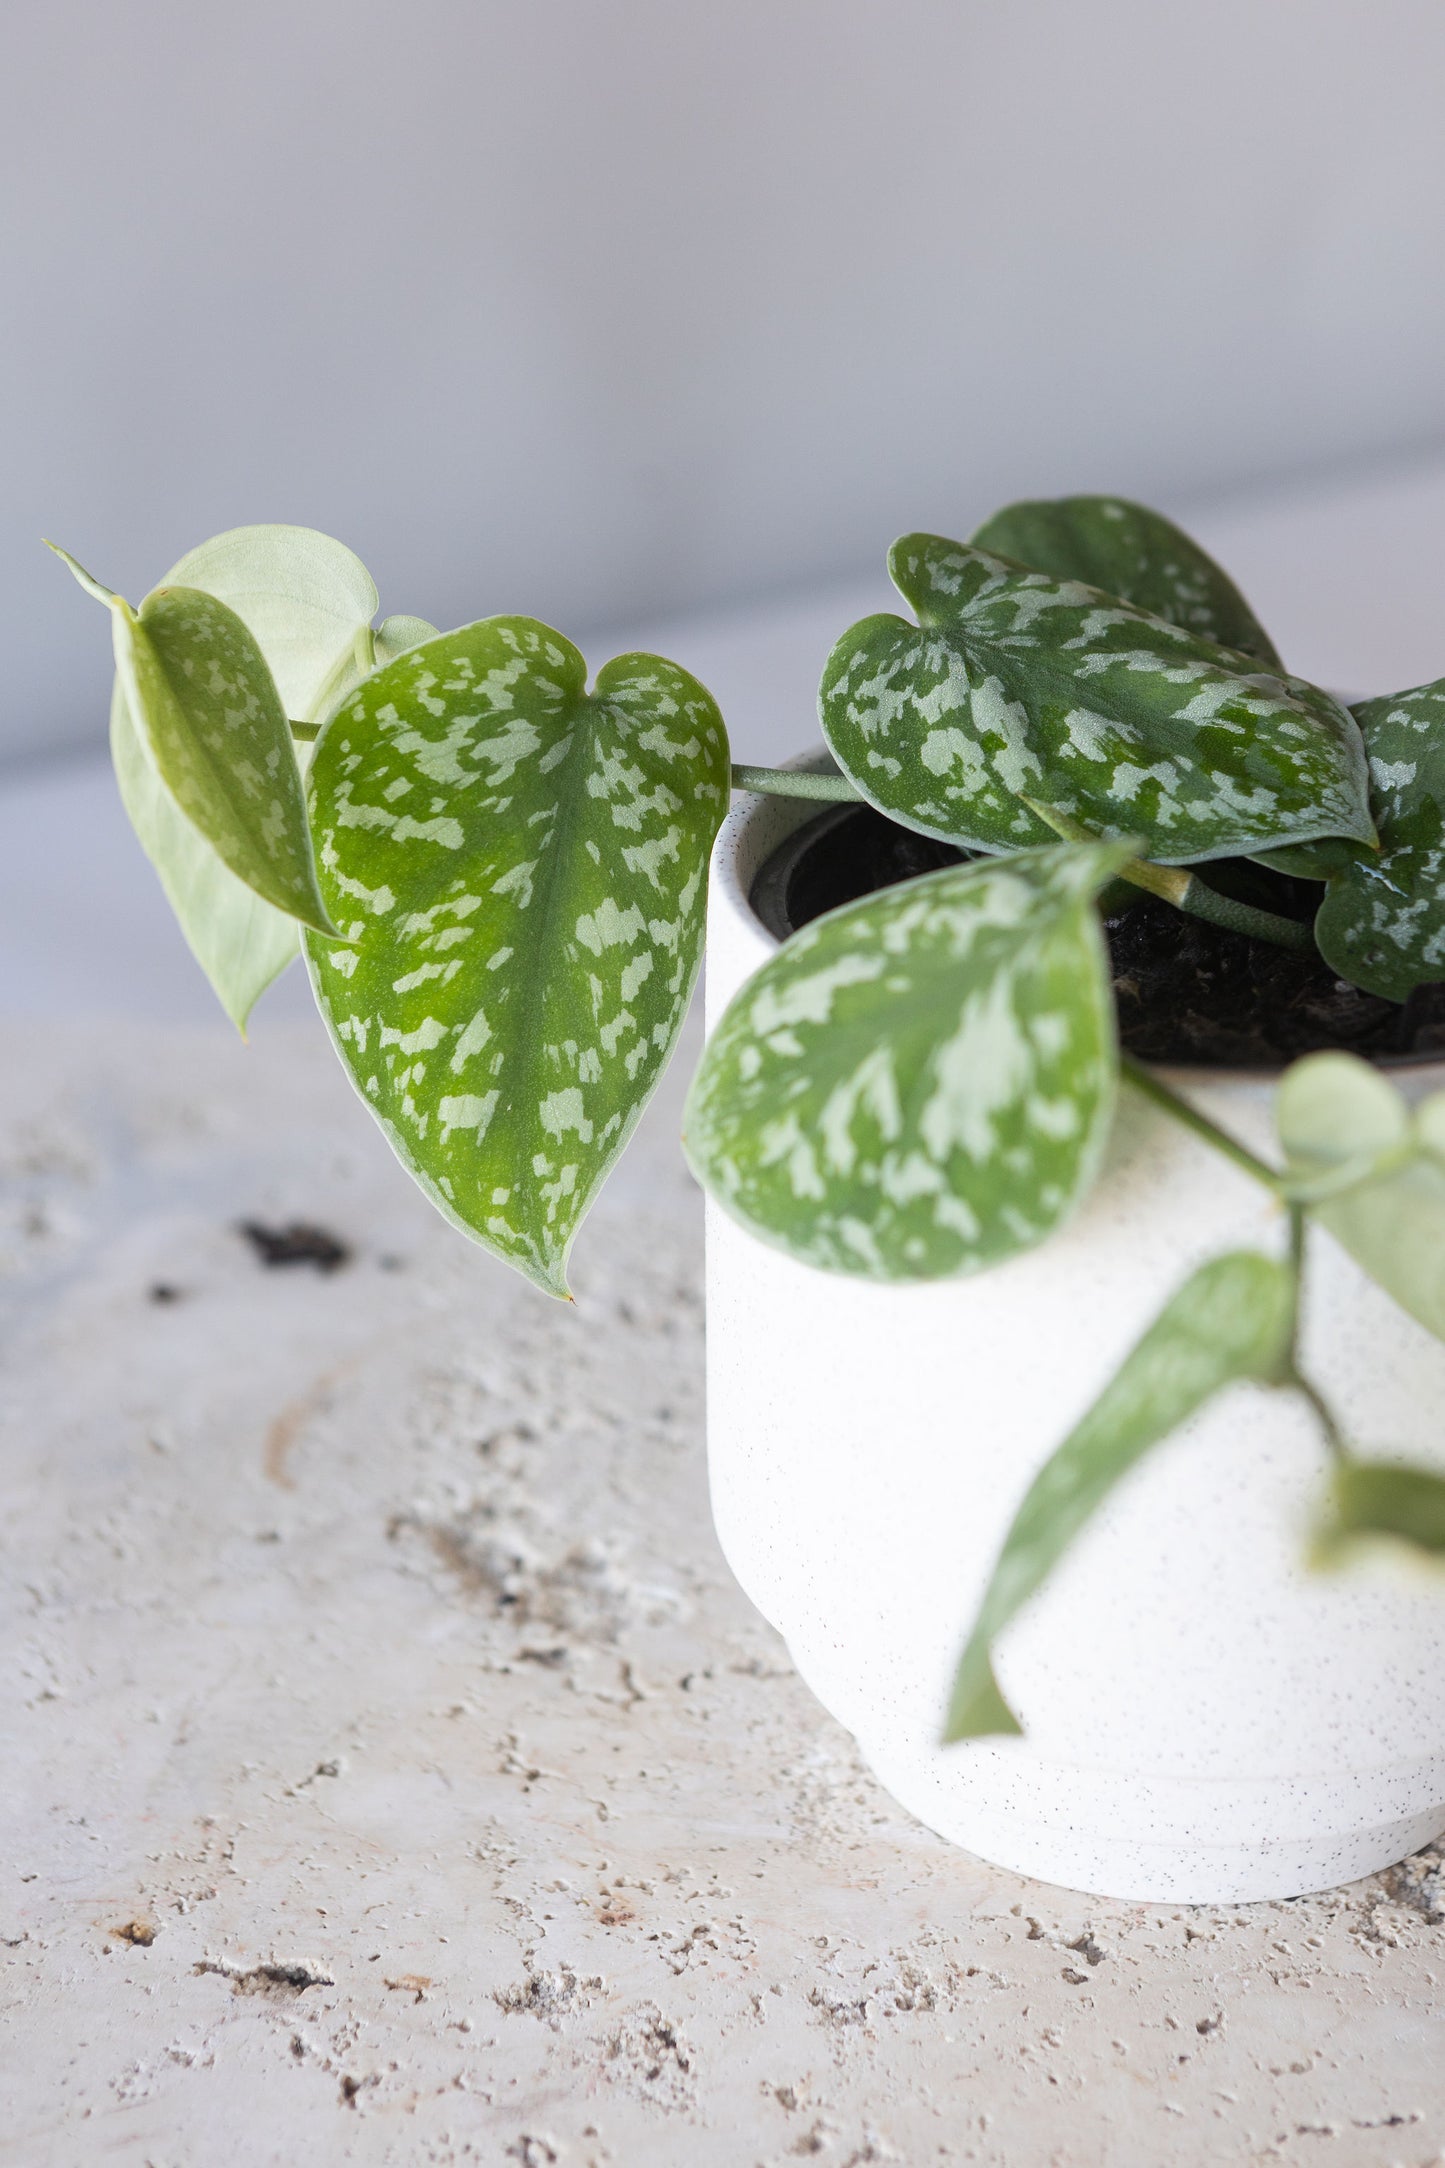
(858, 1738, 1445, 1906)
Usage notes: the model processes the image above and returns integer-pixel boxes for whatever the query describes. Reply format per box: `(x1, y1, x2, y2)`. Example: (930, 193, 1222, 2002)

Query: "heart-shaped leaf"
(1314, 1458, 1445, 1568)
(1312, 680, 1445, 998)
(945, 1249, 1297, 1740)
(684, 840, 1131, 1281)
(970, 495, 1282, 667)
(1278, 1052, 1445, 1340)
(819, 535, 1373, 864)
(110, 680, 299, 1030)
(305, 618, 730, 1297)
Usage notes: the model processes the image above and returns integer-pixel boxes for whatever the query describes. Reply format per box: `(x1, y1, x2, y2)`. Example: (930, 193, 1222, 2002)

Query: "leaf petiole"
(1277, 1203, 1351, 1463)
(1020, 799, 1315, 955)
(1160, 869, 1316, 955)
(1119, 1056, 1284, 1194)
(730, 763, 861, 804)
(1290, 1372, 1351, 1465)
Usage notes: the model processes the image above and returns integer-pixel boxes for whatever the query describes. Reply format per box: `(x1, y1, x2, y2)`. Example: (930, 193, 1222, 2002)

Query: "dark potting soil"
(749, 802, 1445, 1069)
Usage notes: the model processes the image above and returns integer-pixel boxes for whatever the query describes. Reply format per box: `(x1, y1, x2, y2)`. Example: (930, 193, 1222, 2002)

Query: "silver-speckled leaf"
(1278, 1052, 1445, 1342)
(111, 583, 338, 935)
(1314, 1459, 1445, 1569)
(116, 527, 376, 1025)
(819, 535, 1373, 864)
(305, 617, 731, 1297)
(1313, 680, 1445, 997)
(945, 1250, 1297, 1740)
(684, 841, 1131, 1281)
(53, 531, 415, 1023)
(970, 496, 1282, 667)
(110, 681, 299, 1031)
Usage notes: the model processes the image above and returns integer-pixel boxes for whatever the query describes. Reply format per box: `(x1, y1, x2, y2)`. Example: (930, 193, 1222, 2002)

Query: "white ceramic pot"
(703, 768, 1445, 1904)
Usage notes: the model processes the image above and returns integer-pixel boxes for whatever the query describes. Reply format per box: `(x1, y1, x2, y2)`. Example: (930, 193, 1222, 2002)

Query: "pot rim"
(716, 748, 1445, 1087)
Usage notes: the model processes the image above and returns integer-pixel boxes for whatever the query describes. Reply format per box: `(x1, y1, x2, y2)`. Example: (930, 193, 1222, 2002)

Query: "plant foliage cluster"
(53, 497, 1445, 1738)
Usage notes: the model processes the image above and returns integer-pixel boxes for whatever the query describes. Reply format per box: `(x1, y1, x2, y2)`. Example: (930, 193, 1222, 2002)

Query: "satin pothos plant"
(51, 500, 1445, 1743)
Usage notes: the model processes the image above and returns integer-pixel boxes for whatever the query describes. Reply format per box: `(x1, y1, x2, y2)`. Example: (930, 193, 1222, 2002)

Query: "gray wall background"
(7, 0, 1445, 767)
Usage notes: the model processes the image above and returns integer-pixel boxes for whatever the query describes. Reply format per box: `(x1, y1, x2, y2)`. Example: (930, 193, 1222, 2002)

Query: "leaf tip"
(302, 903, 355, 946)
(45, 539, 124, 610)
(518, 1245, 575, 1303)
(942, 1651, 1022, 1744)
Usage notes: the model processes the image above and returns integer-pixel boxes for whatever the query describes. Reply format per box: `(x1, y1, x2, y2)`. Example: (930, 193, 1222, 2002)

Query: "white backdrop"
(7, 0, 1445, 765)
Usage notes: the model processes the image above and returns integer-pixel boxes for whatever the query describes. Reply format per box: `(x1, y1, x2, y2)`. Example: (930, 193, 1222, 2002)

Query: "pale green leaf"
(1314, 1458, 1445, 1568)
(305, 618, 731, 1297)
(944, 1251, 1297, 1741)
(111, 583, 337, 935)
(970, 495, 1282, 667)
(1274, 1050, 1409, 1191)
(375, 614, 441, 662)
(110, 681, 298, 1030)
(819, 534, 1374, 864)
(684, 841, 1131, 1282)
(51, 529, 384, 1022)
(1278, 1052, 1445, 1340)
(1313, 679, 1445, 998)
(162, 524, 378, 724)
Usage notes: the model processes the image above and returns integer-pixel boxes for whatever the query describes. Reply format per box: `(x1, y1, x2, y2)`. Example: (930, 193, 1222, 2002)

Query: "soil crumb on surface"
(238, 1219, 352, 1272)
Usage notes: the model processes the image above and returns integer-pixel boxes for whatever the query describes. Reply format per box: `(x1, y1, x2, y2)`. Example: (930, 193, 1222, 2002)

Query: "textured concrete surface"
(5, 1010, 1445, 2167)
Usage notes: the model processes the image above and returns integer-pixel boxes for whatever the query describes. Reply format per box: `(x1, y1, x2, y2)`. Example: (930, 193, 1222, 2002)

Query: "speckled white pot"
(703, 769, 1445, 1904)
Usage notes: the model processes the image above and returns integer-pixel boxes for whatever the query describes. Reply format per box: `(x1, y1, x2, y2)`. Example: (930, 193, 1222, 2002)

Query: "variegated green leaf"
(819, 535, 1374, 864)
(684, 841, 1131, 1281)
(111, 525, 375, 1025)
(1314, 1459, 1445, 1568)
(1248, 837, 1359, 882)
(1313, 680, 1445, 998)
(162, 524, 379, 725)
(52, 530, 433, 1023)
(305, 618, 730, 1297)
(53, 544, 337, 936)
(1278, 1052, 1445, 1341)
(110, 680, 298, 1031)
(970, 495, 1282, 667)
(945, 1250, 1297, 1741)
(116, 584, 337, 933)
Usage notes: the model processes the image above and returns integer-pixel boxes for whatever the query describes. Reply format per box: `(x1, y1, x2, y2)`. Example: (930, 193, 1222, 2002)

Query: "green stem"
(730, 763, 861, 804)
(1019, 798, 1315, 956)
(1119, 1056, 1284, 1194)
(1164, 870, 1316, 955)
(1280, 1203, 1350, 1462)
(1291, 1373, 1350, 1462)
(1286, 1200, 1308, 1375)
(291, 719, 321, 742)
